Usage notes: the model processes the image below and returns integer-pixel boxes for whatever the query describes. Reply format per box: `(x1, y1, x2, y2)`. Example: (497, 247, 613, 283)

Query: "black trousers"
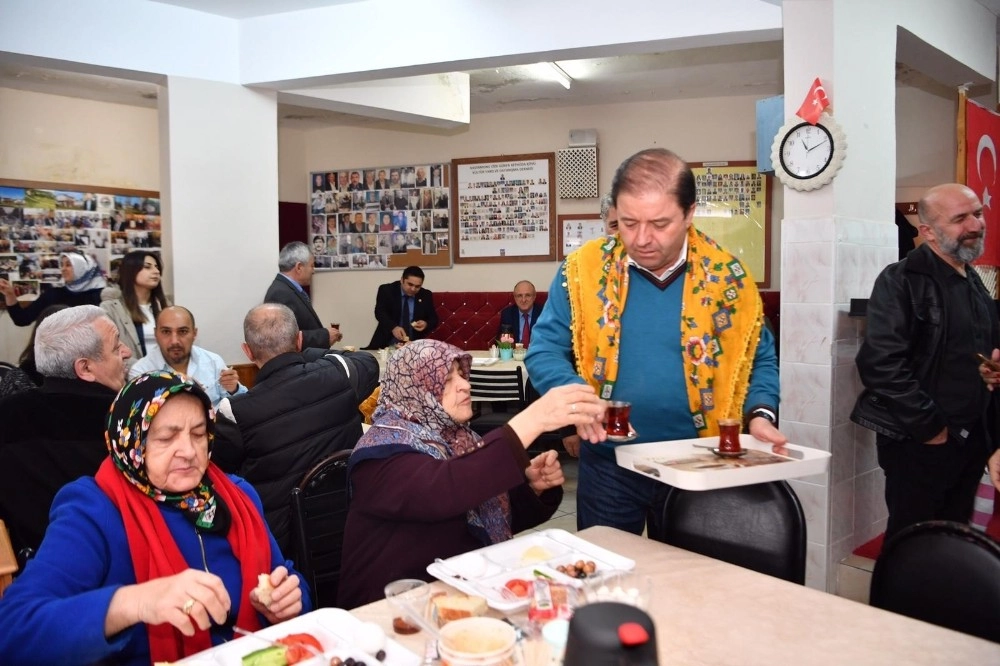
(876, 429, 989, 541)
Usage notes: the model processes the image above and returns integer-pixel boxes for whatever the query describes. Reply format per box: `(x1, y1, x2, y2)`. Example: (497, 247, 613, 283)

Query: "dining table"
(348, 526, 999, 665)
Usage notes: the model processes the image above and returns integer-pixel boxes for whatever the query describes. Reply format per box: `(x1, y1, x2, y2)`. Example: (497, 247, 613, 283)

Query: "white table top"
(350, 526, 1000, 665)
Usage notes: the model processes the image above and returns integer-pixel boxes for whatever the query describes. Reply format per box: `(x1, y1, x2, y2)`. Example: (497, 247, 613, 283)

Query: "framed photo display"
(0, 179, 161, 305)
(451, 153, 556, 264)
(690, 161, 772, 287)
(308, 162, 452, 270)
(557, 212, 604, 259)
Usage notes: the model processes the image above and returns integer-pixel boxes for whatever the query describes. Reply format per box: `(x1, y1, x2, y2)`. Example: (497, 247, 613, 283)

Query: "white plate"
(471, 357, 499, 366)
(426, 529, 635, 612)
(614, 434, 830, 491)
(175, 608, 421, 666)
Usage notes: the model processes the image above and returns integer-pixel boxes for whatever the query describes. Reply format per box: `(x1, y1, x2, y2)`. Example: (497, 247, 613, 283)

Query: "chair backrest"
(655, 480, 806, 584)
(869, 520, 1000, 643)
(288, 449, 352, 608)
(468, 366, 525, 404)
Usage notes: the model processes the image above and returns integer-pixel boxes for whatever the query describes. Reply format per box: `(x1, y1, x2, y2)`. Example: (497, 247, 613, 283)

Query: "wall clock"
(770, 112, 846, 191)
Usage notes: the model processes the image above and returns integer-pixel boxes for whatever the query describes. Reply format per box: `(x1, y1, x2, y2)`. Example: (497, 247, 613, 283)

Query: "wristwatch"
(748, 407, 777, 425)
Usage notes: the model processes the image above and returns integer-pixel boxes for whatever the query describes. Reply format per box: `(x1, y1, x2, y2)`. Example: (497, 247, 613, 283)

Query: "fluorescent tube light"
(541, 62, 572, 89)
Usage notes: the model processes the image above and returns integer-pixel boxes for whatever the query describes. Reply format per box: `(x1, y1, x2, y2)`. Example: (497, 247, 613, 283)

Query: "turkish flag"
(966, 100, 1000, 266)
(795, 77, 830, 124)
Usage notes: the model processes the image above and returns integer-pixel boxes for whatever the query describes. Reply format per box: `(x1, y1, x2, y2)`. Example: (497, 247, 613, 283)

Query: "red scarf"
(96, 459, 270, 662)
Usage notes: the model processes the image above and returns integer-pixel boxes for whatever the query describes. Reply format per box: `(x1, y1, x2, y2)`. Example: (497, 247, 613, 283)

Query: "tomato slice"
(276, 633, 324, 665)
(504, 578, 532, 598)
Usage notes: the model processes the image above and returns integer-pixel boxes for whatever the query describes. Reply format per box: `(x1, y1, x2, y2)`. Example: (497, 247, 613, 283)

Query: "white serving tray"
(426, 528, 635, 612)
(175, 607, 421, 666)
(614, 434, 830, 491)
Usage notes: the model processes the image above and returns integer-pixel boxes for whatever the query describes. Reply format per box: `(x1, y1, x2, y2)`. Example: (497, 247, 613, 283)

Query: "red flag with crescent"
(967, 100, 1000, 266)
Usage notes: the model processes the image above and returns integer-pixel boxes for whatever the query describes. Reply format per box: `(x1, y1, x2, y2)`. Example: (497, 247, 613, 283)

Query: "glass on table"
(384, 578, 430, 635)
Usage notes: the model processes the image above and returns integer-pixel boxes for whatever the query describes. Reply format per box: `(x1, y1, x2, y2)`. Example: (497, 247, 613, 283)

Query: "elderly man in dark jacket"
(214, 303, 379, 553)
(0, 305, 132, 557)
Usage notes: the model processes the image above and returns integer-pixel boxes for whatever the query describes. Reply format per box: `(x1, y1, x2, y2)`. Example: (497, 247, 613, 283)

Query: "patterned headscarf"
(106, 371, 220, 527)
(351, 340, 512, 544)
(97, 370, 271, 661)
(61, 251, 107, 293)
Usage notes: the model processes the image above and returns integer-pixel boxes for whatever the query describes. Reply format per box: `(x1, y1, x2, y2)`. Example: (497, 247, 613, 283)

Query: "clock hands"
(805, 137, 829, 153)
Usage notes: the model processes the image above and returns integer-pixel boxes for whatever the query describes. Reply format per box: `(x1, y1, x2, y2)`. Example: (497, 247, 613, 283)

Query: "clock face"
(779, 122, 834, 179)
(770, 113, 846, 192)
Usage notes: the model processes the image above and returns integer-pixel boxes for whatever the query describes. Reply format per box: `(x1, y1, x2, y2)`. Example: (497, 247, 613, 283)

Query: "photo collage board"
(309, 163, 452, 270)
(0, 181, 161, 302)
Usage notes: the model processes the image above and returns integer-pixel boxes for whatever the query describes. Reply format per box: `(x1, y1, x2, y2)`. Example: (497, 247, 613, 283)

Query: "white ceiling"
(0, 40, 785, 129)
(149, 0, 359, 19)
(2, 0, 995, 129)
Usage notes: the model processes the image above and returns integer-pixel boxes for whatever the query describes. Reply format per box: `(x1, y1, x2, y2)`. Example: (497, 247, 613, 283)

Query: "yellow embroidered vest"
(562, 226, 763, 435)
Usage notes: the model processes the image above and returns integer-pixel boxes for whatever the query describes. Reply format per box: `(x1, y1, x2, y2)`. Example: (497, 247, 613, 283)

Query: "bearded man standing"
(855, 183, 999, 540)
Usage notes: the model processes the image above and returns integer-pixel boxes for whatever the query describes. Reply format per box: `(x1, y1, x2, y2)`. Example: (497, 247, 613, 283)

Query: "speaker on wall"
(568, 128, 598, 147)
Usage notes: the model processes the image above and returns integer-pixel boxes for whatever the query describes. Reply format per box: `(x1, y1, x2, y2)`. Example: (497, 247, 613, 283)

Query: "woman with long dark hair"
(100, 251, 168, 361)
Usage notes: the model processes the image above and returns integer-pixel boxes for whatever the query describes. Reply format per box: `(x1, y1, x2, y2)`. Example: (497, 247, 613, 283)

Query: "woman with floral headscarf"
(337, 340, 605, 607)
(0, 372, 309, 665)
(0, 250, 106, 326)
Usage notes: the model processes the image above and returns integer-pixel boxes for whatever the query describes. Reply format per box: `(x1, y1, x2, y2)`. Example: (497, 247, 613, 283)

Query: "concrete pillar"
(158, 77, 279, 362)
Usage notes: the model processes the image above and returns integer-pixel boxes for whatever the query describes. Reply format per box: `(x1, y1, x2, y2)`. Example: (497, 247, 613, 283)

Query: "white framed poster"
(451, 153, 556, 264)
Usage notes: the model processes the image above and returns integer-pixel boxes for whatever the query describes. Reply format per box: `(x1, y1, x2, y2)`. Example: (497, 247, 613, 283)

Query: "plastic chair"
(468, 366, 525, 436)
(654, 481, 807, 584)
(288, 449, 352, 608)
(869, 520, 1000, 643)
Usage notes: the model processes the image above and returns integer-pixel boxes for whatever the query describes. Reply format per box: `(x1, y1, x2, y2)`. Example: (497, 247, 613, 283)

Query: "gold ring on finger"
(571, 403, 577, 413)
(182, 598, 196, 615)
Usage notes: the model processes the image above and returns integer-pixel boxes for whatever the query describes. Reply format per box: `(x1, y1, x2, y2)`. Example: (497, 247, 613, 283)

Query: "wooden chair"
(870, 520, 1000, 643)
(0, 519, 19, 598)
(288, 449, 352, 608)
(654, 480, 807, 584)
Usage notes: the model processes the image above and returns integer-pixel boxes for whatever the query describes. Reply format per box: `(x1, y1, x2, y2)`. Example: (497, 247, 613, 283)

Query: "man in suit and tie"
(264, 241, 343, 349)
(498, 280, 542, 345)
(367, 265, 439, 348)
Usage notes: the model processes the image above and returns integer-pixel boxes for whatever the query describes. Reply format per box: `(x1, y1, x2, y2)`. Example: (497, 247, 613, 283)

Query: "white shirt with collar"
(129, 345, 247, 407)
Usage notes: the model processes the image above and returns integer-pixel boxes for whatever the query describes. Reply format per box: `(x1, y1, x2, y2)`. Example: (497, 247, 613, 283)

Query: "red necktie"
(521, 313, 530, 346)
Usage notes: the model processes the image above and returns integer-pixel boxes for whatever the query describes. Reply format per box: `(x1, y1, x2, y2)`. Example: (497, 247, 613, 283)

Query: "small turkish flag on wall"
(967, 100, 1000, 266)
(795, 78, 830, 124)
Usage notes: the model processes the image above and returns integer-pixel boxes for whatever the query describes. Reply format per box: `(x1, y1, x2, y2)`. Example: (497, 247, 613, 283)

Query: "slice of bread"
(431, 593, 488, 626)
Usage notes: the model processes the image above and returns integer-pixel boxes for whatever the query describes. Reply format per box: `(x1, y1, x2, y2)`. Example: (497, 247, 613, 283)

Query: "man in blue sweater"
(526, 148, 785, 534)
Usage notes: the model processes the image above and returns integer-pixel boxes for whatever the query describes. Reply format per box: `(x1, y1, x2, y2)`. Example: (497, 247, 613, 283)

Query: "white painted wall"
(0, 87, 159, 363)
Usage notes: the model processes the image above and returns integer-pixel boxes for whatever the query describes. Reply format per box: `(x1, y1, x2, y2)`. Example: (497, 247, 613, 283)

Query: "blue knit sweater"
(0, 475, 310, 665)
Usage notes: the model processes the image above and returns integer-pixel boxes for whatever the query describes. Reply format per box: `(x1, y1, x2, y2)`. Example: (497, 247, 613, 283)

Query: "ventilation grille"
(556, 147, 598, 199)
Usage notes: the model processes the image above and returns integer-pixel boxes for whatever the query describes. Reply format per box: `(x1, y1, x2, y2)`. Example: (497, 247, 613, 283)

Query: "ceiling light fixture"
(541, 62, 572, 89)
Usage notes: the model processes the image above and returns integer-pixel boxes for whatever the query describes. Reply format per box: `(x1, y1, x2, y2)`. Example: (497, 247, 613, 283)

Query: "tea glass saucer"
(710, 447, 747, 458)
(607, 429, 638, 443)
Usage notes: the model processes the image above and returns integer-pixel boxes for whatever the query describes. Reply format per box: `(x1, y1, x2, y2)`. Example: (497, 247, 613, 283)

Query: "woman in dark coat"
(337, 340, 603, 607)
(0, 251, 105, 326)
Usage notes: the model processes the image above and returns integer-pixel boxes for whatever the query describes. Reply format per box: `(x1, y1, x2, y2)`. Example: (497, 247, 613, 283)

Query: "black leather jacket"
(855, 244, 997, 444)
